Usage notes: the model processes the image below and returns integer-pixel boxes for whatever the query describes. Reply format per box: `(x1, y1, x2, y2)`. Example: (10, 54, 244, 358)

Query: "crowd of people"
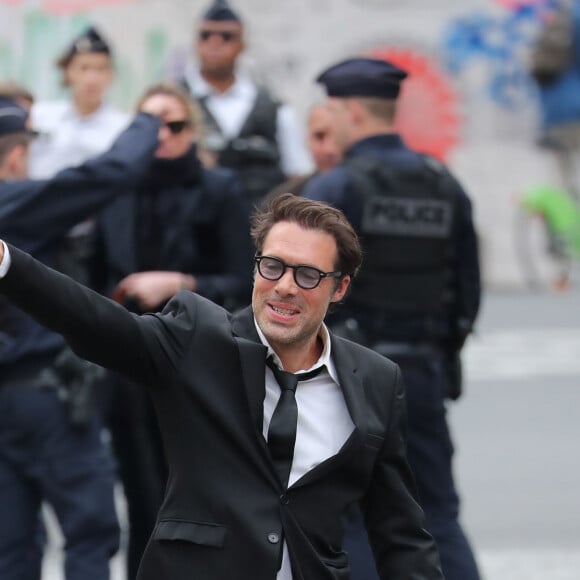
(0, 1, 483, 579)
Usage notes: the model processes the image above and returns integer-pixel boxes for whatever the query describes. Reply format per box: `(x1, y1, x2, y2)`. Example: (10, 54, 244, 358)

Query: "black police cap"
(0, 97, 35, 137)
(63, 26, 112, 59)
(202, 0, 241, 22)
(316, 57, 408, 100)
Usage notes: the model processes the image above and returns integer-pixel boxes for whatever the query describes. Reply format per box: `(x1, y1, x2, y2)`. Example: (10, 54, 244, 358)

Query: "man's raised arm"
(0, 241, 188, 386)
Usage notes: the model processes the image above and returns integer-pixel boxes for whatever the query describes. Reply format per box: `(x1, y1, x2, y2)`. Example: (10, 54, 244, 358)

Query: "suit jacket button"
(279, 494, 290, 505)
(267, 532, 280, 544)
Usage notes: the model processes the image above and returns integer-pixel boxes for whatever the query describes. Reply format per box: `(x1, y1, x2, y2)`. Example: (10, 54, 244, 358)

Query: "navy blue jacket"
(0, 113, 160, 366)
(91, 146, 253, 310)
(538, 1, 580, 128)
(303, 134, 481, 341)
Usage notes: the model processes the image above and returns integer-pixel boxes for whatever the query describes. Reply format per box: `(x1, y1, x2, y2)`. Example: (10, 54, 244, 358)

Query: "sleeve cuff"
(0, 242, 12, 278)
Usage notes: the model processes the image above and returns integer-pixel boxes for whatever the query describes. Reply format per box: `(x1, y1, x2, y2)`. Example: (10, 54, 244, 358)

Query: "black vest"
(197, 87, 286, 206)
(346, 155, 459, 318)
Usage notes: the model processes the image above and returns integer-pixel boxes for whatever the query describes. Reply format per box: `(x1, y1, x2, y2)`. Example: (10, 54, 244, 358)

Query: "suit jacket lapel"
(330, 335, 367, 434)
(291, 334, 367, 489)
(231, 307, 268, 433)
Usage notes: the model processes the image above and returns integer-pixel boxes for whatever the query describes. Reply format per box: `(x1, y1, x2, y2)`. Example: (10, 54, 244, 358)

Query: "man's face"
(140, 94, 195, 159)
(253, 221, 350, 357)
(326, 97, 354, 153)
(196, 20, 244, 78)
(308, 105, 342, 173)
(65, 52, 113, 105)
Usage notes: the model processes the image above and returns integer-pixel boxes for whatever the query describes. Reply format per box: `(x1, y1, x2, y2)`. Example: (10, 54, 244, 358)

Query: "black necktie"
(266, 359, 323, 488)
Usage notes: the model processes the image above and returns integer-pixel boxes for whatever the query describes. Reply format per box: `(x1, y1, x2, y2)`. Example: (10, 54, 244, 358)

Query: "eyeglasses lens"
(257, 257, 321, 290)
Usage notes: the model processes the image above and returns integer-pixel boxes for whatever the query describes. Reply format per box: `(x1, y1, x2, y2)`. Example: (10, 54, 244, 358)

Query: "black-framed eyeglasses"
(254, 255, 342, 290)
(199, 29, 239, 42)
(163, 120, 191, 135)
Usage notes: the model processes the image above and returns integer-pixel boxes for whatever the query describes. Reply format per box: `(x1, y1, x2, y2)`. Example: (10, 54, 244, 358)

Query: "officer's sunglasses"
(254, 255, 342, 290)
(199, 29, 240, 42)
(162, 120, 191, 135)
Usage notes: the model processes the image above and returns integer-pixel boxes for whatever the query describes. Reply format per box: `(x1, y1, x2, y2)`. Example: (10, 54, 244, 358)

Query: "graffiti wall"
(0, 0, 570, 287)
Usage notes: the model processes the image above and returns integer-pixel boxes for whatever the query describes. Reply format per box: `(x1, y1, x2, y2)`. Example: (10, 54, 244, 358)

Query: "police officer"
(266, 101, 343, 199)
(29, 26, 129, 287)
(180, 0, 311, 205)
(303, 57, 482, 580)
(30, 25, 128, 178)
(0, 97, 160, 580)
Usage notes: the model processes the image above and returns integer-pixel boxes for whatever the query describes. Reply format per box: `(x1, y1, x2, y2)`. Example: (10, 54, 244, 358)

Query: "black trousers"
(105, 375, 167, 580)
(345, 350, 481, 580)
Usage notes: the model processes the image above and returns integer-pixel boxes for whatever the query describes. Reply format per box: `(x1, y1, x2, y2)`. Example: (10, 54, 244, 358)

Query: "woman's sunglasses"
(163, 120, 191, 135)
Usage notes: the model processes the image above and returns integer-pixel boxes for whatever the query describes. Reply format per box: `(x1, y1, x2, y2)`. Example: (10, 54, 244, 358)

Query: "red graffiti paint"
(492, 0, 538, 8)
(368, 47, 462, 162)
(41, 0, 136, 15)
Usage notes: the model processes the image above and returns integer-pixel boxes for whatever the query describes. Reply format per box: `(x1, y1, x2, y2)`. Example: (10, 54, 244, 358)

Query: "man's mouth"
(271, 305, 297, 316)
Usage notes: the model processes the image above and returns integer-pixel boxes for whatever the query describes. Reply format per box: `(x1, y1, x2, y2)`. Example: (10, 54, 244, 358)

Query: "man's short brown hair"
(358, 97, 398, 123)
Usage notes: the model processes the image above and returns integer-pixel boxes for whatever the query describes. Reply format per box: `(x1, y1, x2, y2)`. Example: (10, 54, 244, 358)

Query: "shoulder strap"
(196, 95, 225, 138)
(237, 87, 280, 140)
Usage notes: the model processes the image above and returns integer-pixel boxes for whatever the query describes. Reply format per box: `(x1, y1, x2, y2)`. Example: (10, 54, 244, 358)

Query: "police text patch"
(362, 196, 453, 237)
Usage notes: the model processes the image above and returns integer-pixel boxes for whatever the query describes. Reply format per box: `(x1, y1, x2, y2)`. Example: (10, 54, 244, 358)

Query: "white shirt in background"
(29, 100, 129, 178)
(185, 65, 312, 176)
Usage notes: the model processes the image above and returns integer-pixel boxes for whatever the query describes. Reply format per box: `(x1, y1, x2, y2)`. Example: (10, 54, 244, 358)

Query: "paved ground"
(450, 287, 580, 579)
(42, 288, 580, 579)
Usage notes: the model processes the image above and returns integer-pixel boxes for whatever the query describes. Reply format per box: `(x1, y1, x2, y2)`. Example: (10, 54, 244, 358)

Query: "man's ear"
(6, 144, 27, 177)
(330, 274, 351, 304)
(347, 99, 365, 125)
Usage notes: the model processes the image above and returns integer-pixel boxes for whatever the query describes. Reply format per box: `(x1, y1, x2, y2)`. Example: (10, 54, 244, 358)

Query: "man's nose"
(274, 269, 298, 294)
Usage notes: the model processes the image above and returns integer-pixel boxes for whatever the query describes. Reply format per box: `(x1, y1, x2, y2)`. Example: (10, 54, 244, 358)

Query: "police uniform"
(0, 99, 160, 580)
(29, 26, 128, 179)
(181, 0, 312, 205)
(303, 58, 482, 580)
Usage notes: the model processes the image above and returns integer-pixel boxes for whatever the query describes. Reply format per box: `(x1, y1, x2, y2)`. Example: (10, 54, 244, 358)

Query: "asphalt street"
(451, 287, 580, 580)
(42, 288, 580, 580)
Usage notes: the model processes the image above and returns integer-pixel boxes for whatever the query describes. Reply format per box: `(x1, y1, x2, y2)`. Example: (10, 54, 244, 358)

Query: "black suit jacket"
(1, 246, 443, 580)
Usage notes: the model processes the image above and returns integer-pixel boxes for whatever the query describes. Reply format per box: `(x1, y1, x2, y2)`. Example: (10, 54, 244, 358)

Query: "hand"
(113, 271, 196, 311)
(0, 241, 4, 263)
(139, 98, 170, 119)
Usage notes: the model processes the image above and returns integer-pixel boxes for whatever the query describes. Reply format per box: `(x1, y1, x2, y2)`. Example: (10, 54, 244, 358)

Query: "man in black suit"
(0, 193, 443, 580)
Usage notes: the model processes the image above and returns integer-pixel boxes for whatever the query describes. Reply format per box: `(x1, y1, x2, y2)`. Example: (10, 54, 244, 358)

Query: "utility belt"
(0, 349, 104, 428)
(330, 318, 463, 401)
(330, 317, 442, 352)
(371, 341, 442, 360)
(0, 353, 58, 388)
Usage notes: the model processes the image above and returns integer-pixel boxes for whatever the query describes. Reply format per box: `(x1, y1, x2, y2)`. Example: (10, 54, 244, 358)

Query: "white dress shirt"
(185, 64, 312, 175)
(0, 242, 10, 278)
(255, 319, 354, 580)
(29, 100, 129, 178)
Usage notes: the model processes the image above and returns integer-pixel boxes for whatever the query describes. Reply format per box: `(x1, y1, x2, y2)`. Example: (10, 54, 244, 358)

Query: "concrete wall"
(0, 0, 563, 288)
